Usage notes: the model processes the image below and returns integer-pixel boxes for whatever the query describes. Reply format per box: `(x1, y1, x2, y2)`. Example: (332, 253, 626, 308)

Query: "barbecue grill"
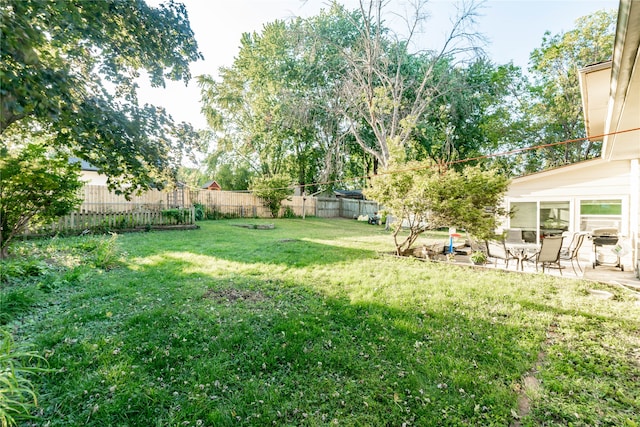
(591, 228, 624, 271)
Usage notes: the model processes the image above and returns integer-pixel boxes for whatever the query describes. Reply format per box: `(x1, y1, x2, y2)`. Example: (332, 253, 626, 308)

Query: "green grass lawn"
(2, 218, 639, 426)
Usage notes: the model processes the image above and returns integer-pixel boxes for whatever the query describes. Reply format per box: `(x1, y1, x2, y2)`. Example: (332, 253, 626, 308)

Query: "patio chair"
(485, 239, 517, 269)
(560, 231, 576, 254)
(559, 232, 587, 275)
(505, 228, 524, 244)
(534, 236, 564, 274)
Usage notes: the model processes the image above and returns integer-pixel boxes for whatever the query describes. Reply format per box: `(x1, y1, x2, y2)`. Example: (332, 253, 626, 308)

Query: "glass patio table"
(505, 242, 540, 271)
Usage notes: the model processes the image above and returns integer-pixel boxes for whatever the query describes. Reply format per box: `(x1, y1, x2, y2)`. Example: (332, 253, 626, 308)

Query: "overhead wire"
(295, 126, 640, 193)
(188, 126, 640, 194)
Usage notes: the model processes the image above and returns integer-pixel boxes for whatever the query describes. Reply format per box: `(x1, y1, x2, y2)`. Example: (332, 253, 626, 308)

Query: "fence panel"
(79, 185, 172, 212)
(192, 190, 264, 218)
(27, 204, 196, 236)
(281, 196, 316, 217)
(339, 199, 380, 219)
(316, 197, 340, 218)
(192, 191, 317, 219)
(25, 185, 382, 236)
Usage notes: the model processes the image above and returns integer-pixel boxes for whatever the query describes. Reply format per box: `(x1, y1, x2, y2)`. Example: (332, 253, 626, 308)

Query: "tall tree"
(336, 0, 483, 170)
(413, 58, 526, 168)
(526, 9, 616, 169)
(199, 8, 355, 192)
(0, 0, 202, 192)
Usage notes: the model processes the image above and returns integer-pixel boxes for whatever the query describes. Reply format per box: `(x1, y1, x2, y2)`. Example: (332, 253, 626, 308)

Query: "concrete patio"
(469, 247, 640, 292)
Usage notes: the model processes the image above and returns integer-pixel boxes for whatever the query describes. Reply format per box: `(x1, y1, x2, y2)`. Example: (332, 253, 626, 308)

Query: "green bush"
(161, 208, 191, 224)
(249, 174, 293, 218)
(282, 206, 297, 218)
(193, 203, 205, 221)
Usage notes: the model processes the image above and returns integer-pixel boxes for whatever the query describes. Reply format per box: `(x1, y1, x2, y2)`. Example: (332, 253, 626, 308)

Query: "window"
(540, 201, 569, 237)
(510, 200, 570, 242)
(510, 202, 537, 242)
(580, 199, 622, 232)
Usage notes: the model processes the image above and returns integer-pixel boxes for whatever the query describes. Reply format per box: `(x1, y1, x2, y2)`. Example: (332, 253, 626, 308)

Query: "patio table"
(506, 242, 540, 271)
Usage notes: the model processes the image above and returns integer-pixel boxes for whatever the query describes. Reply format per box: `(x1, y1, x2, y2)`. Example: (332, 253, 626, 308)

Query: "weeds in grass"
(0, 329, 48, 427)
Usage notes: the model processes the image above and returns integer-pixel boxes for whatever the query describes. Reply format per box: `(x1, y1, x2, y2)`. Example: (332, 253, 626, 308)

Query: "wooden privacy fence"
(192, 190, 380, 219)
(79, 185, 185, 212)
(26, 185, 382, 236)
(338, 198, 380, 218)
(191, 190, 317, 219)
(26, 185, 196, 236)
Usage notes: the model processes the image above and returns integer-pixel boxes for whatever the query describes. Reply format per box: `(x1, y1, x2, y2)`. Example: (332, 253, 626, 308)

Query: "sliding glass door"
(510, 201, 570, 243)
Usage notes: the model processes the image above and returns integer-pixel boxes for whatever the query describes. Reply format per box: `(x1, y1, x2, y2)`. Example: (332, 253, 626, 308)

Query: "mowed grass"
(3, 218, 639, 426)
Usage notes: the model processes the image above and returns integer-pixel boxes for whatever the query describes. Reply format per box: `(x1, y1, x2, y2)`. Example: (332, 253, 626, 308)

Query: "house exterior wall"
(631, 159, 640, 273)
(506, 159, 630, 199)
(503, 158, 637, 270)
(80, 170, 109, 186)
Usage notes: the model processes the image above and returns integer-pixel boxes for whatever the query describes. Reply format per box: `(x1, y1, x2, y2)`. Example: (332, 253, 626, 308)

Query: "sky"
(138, 0, 618, 130)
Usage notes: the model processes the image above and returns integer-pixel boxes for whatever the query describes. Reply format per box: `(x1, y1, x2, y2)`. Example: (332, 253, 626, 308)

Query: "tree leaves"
(1, 0, 203, 194)
(365, 162, 509, 255)
(0, 144, 83, 258)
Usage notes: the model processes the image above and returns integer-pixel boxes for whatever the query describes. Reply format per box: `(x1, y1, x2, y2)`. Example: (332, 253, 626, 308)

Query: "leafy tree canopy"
(1, 0, 203, 193)
(524, 9, 616, 169)
(0, 143, 83, 258)
(365, 160, 509, 256)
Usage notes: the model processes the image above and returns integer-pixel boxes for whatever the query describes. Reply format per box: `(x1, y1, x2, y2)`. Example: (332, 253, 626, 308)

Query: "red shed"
(202, 180, 222, 191)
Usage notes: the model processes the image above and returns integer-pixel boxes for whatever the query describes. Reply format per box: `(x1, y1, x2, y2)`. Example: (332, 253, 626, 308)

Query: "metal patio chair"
(486, 239, 517, 269)
(534, 236, 564, 274)
(560, 232, 587, 275)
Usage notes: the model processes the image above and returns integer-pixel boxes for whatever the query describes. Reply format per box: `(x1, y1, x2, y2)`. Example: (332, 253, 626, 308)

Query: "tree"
(525, 9, 616, 169)
(0, 0, 202, 192)
(414, 58, 526, 168)
(0, 144, 83, 258)
(199, 13, 348, 190)
(365, 161, 509, 256)
(337, 0, 483, 170)
(250, 174, 294, 218)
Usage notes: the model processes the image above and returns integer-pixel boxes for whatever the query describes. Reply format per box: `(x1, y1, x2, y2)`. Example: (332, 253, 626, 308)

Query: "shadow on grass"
(31, 259, 541, 427)
(17, 220, 640, 425)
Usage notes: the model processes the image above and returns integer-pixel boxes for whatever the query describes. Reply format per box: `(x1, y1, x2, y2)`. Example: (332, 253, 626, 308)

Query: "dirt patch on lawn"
(203, 288, 267, 304)
(511, 322, 558, 426)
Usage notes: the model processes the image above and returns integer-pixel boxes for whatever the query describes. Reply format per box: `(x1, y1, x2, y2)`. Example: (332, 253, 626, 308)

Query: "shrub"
(249, 174, 293, 218)
(470, 250, 488, 264)
(282, 206, 297, 218)
(0, 144, 83, 259)
(193, 203, 205, 221)
(161, 208, 191, 224)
